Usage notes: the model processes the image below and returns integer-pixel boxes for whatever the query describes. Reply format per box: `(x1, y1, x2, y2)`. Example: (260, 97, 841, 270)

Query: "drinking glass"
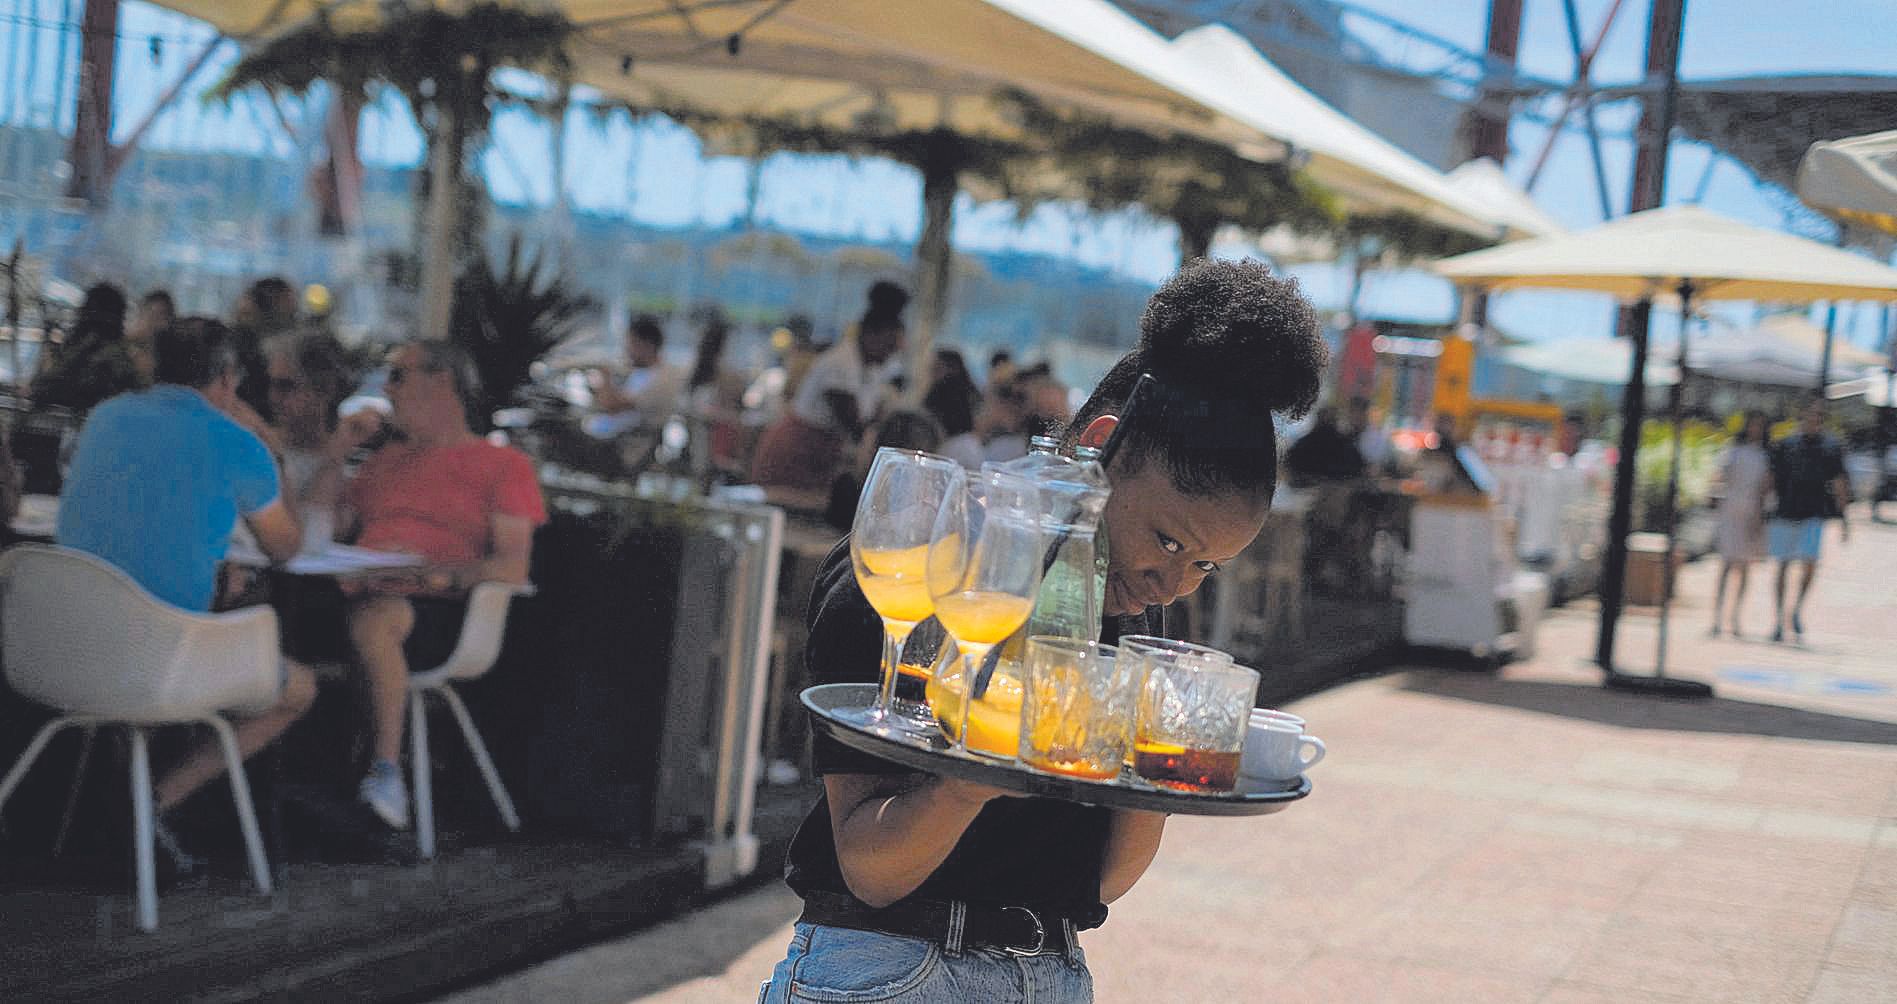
(1116, 636, 1233, 767)
(925, 470, 1045, 755)
(1018, 638, 1134, 780)
(1133, 659, 1259, 792)
(847, 448, 964, 739)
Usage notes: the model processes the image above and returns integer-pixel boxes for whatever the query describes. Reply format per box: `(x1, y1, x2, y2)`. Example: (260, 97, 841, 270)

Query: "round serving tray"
(802, 683, 1310, 817)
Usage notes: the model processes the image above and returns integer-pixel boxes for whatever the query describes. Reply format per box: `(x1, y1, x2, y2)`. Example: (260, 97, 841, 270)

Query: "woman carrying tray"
(762, 259, 1327, 1003)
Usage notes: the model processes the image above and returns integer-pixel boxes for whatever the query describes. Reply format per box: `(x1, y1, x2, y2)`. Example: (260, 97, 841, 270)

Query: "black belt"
(799, 891, 1080, 958)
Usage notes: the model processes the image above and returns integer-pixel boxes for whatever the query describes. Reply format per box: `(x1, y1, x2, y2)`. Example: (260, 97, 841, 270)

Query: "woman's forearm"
(1099, 809, 1167, 904)
(827, 773, 999, 907)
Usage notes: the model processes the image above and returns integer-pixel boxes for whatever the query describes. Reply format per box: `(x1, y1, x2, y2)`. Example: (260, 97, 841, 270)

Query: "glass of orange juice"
(926, 469, 1045, 755)
(848, 448, 963, 739)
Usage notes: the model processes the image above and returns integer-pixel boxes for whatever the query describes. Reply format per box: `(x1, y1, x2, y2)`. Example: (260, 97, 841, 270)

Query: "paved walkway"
(444, 512, 1897, 1004)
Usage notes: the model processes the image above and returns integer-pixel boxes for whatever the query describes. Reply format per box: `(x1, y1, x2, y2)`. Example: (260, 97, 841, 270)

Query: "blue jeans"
(760, 922, 1093, 1003)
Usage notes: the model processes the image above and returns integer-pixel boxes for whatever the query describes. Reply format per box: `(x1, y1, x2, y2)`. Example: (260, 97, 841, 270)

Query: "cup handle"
(1298, 736, 1326, 770)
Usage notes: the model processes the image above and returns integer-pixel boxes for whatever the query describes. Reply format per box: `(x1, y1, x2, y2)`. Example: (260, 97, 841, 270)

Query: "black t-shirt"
(782, 537, 1165, 926)
(1770, 434, 1846, 520)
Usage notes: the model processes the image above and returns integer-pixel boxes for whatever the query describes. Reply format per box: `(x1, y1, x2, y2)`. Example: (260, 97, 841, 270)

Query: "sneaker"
(358, 760, 410, 830)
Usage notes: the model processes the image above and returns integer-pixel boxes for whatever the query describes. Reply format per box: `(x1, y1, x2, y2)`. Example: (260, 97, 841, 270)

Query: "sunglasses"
(386, 365, 440, 386)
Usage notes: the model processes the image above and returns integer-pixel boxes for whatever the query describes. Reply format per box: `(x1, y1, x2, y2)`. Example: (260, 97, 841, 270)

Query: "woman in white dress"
(1712, 412, 1772, 637)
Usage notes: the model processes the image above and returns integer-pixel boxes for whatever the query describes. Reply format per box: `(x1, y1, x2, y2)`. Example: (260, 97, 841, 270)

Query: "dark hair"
(154, 317, 240, 388)
(924, 371, 980, 438)
(1066, 258, 1325, 498)
(989, 349, 1013, 370)
(628, 313, 665, 349)
(1735, 409, 1767, 444)
(861, 280, 909, 335)
(688, 310, 731, 390)
(74, 283, 128, 343)
(871, 408, 943, 455)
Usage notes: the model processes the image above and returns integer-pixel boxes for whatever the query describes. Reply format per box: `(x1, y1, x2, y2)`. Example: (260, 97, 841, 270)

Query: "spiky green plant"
(450, 234, 598, 425)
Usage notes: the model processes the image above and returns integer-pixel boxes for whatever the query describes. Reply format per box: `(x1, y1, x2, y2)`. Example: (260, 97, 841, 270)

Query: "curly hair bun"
(1137, 258, 1326, 420)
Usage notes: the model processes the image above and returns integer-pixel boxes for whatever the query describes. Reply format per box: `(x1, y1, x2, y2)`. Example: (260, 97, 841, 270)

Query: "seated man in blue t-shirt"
(58, 318, 317, 855)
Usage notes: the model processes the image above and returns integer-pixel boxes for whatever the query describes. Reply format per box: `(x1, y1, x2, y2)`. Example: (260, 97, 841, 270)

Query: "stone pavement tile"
(1282, 950, 1552, 1004)
(1539, 981, 1699, 1004)
(1325, 892, 1613, 979)
(1639, 833, 1868, 911)
(1423, 823, 1670, 904)
(1821, 901, 1897, 972)
(1805, 965, 1895, 1004)
(1566, 892, 1833, 1002)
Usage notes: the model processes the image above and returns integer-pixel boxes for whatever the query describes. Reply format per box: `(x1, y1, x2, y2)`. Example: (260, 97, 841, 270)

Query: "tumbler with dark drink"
(1133, 659, 1257, 794)
(1132, 740, 1241, 791)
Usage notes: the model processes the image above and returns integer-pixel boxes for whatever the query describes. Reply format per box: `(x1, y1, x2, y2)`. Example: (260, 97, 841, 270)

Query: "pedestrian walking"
(1712, 412, 1771, 637)
(1768, 399, 1852, 643)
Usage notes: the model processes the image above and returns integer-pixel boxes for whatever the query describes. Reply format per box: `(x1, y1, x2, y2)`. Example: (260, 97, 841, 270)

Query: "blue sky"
(4, 0, 1893, 351)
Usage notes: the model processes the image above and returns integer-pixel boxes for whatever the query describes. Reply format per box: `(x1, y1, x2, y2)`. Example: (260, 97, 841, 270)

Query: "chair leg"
(129, 727, 157, 933)
(0, 717, 73, 814)
(409, 691, 435, 860)
(203, 717, 272, 896)
(51, 725, 97, 858)
(437, 685, 520, 832)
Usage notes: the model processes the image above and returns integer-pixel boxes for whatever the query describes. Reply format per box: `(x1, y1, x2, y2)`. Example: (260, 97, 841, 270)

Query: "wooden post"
(64, 0, 119, 207)
(419, 104, 461, 341)
(909, 136, 959, 399)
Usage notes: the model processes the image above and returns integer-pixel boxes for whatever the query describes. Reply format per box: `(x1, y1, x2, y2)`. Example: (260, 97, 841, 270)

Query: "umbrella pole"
(1595, 300, 1651, 672)
(1606, 280, 1713, 697)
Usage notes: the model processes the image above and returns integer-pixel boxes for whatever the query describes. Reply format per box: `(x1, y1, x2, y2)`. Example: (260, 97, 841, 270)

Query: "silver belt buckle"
(999, 905, 1047, 956)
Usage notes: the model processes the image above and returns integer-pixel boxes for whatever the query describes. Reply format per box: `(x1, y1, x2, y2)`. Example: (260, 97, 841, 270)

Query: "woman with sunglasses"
(762, 259, 1328, 1002)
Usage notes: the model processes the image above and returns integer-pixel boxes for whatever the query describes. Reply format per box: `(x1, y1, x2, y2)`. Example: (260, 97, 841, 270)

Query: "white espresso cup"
(1241, 718, 1325, 781)
(1251, 708, 1305, 731)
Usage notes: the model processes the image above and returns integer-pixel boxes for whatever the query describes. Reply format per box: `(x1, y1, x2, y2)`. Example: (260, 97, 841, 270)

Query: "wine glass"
(847, 448, 964, 738)
(926, 469, 1046, 755)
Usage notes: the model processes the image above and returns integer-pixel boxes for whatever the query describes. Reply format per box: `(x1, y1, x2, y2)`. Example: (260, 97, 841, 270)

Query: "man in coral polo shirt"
(320, 340, 546, 830)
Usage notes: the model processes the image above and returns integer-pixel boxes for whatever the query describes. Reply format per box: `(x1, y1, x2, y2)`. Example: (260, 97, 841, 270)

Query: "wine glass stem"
(875, 619, 915, 719)
(952, 645, 990, 753)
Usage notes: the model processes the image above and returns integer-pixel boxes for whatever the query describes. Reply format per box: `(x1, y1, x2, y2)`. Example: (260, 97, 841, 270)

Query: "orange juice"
(857, 575, 933, 624)
(856, 544, 935, 623)
(933, 591, 1033, 646)
(927, 670, 1025, 757)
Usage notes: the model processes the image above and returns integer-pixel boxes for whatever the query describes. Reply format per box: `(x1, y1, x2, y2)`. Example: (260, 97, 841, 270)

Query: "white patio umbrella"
(1446, 158, 1566, 240)
(1436, 205, 1897, 690)
(1162, 25, 1501, 240)
(1797, 129, 1897, 238)
(163, 0, 1288, 360)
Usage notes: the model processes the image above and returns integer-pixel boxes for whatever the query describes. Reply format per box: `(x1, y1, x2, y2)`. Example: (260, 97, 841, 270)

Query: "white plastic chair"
(0, 545, 281, 932)
(407, 581, 532, 860)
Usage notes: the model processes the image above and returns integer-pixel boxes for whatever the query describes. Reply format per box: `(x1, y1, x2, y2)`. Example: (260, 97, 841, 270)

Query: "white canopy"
(160, 0, 1279, 157)
(1162, 25, 1501, 239)
(1828, 368, 1897, 407)
(1446, 158, 1565, 240)
(1435, 205, 1897, 303)
(1797, 129, 1897, 238)
(1499, 338, 1679, 388)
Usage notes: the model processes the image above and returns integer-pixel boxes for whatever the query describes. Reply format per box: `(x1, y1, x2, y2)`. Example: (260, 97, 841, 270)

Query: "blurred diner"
(311, 339, 547, 831)
(264, 330, 359, 531)
(230, 276, 301, 416)
(588, 312, 686, 434)
(124, 289, 176, 384)
(823, 409, 945, 532)
(54, 317, 317, 867)
(29, 282, 143, 414)
(751, 280, 908, 493)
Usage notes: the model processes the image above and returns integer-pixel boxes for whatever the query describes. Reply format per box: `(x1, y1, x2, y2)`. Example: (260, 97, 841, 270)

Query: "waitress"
(762, 259, 1330, 1002)
(751, 281, 909, 494)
